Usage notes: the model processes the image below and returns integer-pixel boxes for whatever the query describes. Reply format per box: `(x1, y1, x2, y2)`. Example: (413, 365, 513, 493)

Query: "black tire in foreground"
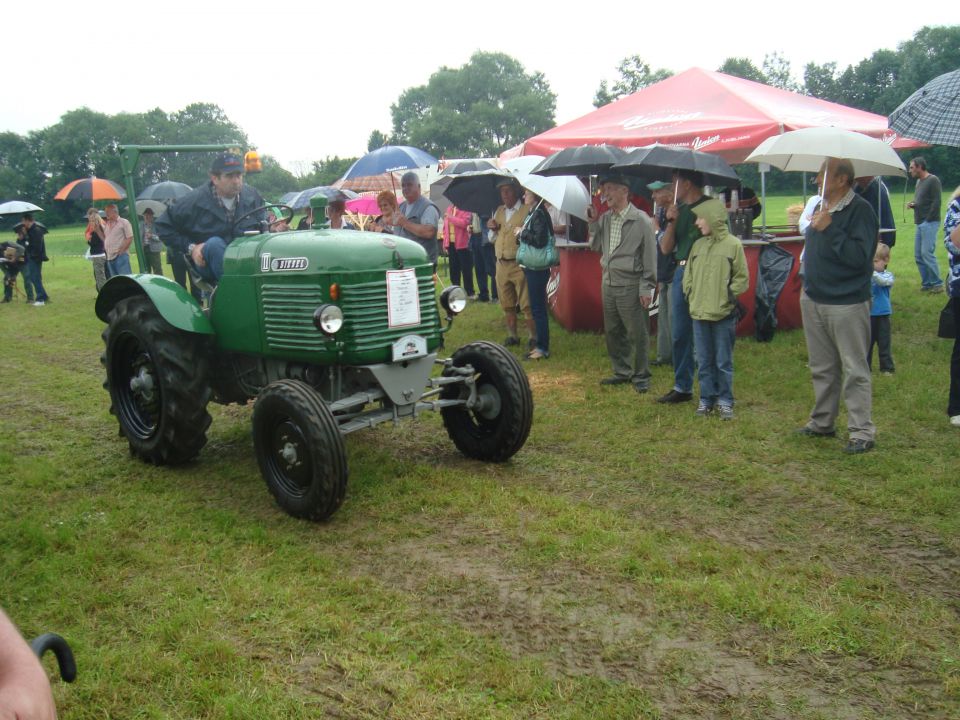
(252, 379, 347, 521)
(101, 296, 212, 464)
(440, 341, 533, 462)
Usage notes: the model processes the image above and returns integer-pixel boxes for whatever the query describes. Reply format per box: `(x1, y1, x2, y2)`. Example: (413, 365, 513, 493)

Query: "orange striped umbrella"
(54, 176, 126, 202)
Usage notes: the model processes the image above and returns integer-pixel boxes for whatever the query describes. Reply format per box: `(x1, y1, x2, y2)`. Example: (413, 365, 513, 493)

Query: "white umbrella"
(135, 199, 167, 217)
(0, 200, 43, 215)
(745, 127, 907, 178)
(515, 173, 591, 221)
(501, 155, 545, 175)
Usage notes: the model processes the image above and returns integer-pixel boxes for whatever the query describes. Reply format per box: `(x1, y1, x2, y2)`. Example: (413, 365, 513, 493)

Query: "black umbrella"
(137, 181, 193, 203)
(532, 144, 627, 177)
(439, 159, 497, 176)
(442, 169, 515, 216)
(611, 145, 740, 187)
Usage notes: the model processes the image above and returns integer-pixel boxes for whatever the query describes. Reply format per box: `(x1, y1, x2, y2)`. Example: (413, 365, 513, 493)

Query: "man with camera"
(1, 235, 26, 303)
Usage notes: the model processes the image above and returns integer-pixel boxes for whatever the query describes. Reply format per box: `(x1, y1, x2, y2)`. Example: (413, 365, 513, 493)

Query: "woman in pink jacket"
(443, 204, 476, 297)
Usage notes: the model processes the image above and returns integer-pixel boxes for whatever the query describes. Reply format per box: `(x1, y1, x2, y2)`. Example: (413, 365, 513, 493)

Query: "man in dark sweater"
(907, 156, 943, 292)
(798, 158, 879, 454)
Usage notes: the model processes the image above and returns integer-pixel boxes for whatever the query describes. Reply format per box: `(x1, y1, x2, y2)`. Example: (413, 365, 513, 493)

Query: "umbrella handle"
(30, 633, 77, 683)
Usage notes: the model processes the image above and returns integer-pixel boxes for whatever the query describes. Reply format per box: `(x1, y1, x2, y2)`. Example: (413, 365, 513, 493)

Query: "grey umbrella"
(288, 186, 358, 211)
(889, 68, 960, 147)
(439, 159, 496, 176)
(611, 145, 740, 188)
(137, 181, 193, 203)
(531, 144, 627, 177)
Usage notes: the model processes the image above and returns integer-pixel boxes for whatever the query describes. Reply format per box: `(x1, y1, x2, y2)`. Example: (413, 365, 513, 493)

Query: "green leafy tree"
(367, 130, 389, 151)
(165, 103, 248, 187)
(593, 56, 673, 107)
(761, 52, 800, 92)
(246, 154, 299, 202)
(301, 156, 358, 187)
(716, 57, 765, 83)
(390, 51, 556, 157)
(802, 61, 840, 100)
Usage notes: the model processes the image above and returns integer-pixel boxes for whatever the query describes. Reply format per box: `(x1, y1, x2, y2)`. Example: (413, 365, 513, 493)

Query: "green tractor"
(95, 145, 533, 521)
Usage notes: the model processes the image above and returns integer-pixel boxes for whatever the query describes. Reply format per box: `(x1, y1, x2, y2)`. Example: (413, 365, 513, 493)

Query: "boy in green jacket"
(683, 198, 749, 419)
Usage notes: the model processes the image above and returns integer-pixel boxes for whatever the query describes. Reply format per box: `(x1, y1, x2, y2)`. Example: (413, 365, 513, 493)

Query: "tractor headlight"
(440, 286, 468, 315)
(313, 304, 344, 335)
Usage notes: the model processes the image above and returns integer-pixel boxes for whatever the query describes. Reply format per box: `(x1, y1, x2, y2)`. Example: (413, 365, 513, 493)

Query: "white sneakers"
(951, 415, 960, 428)
(33, 301, 45, 306)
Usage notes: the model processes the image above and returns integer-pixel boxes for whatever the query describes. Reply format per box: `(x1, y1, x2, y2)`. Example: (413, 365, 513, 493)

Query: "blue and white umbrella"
(341, 145, 438, 180)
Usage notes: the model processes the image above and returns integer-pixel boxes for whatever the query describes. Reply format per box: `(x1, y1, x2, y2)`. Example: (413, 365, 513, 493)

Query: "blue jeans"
(107, 253, 132, 277)
(198, 236, 228, 283)
(692, 315, 737, 407)
(23, 258, 48, 302)
(915, 221, 943, 289)
(523, 267, 550, 353)
(669, 264, 695, 393)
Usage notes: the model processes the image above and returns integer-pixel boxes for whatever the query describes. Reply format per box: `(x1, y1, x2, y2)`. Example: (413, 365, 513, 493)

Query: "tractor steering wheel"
(234, 204, 295, 233)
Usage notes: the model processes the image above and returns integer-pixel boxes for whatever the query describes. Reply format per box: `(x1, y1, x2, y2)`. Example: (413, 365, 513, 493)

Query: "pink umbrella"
(345, 195, 382, 215)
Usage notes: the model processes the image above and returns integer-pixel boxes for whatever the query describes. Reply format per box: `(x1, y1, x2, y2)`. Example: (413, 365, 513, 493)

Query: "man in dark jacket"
(798, 158, 879, 454)
(156, 153, 265, 284)
(19, 214, 49, 305)
(854, 176, 896, 248)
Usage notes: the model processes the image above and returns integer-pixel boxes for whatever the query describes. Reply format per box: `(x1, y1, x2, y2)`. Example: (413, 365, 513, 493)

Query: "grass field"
(2, 191, 958, 719)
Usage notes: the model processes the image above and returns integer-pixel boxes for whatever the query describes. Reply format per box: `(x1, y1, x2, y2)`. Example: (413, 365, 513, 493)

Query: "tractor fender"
(95, 274, 214, 334)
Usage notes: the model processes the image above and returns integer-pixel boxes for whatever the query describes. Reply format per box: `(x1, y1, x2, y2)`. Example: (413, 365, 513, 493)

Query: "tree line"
(1, 28, 957, 227)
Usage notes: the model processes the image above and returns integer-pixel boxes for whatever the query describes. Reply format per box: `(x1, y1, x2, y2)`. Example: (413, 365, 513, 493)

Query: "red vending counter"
(547, 236, 805, 337)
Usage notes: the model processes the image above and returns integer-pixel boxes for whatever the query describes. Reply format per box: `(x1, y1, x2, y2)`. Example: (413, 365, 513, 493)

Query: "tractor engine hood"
(230, 228, 430, 275)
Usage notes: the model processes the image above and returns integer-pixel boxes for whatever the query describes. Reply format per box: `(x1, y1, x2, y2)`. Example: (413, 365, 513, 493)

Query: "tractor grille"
(261, 285, 329, 352)
(339, 275, 441, 352)
(261, 275, 440, 354)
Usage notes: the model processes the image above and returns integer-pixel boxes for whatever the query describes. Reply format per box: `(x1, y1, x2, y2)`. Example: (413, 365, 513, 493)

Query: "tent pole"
(760, 164, 767, 236)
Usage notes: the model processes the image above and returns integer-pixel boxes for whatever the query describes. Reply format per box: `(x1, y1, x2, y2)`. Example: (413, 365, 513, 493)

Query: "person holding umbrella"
(586, 174, 657, 391)
(489, 178, 533, 349)
(797, 157, 878, 454)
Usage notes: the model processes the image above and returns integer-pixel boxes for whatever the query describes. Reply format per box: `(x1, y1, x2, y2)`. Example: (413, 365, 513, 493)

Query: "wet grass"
(1, 193, 958, 719)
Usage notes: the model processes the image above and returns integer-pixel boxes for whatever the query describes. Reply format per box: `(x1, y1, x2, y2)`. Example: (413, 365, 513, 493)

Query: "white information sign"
(386, 269, 421, 328)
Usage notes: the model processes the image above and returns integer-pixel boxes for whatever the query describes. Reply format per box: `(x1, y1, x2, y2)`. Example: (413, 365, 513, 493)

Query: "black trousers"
(868, 314, 895, 372)
(949, 297, 960, 416)
(448, 247, 475, 296)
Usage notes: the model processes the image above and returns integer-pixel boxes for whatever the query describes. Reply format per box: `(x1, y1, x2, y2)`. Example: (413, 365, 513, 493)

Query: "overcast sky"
(6, 3, 956, 174)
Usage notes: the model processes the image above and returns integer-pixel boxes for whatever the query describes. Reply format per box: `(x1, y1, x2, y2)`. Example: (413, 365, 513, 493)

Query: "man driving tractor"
(156, 152, 267, 283)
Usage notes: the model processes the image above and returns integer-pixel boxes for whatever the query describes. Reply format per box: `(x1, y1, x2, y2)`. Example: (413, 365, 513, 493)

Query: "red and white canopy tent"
(502, 67, 922, 163)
